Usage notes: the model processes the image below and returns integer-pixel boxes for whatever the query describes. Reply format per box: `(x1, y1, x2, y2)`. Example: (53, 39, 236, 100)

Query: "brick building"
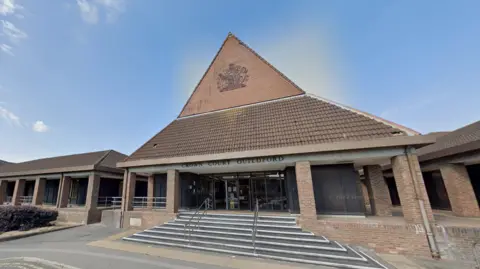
(114, 34, 451, 258)
(0, 150, 126, 224)
(383, 121, 480, 217)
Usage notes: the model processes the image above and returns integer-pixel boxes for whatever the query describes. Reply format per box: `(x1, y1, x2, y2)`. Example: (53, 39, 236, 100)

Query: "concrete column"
(58, 176, 72, 208)
(295, 161, 317, 220)
(166, 170, 180, 214)
(122, 171, 136, 211)
(0, 180, 7, 204)
(32, 177, 46, 205)
(364, 165, 392, 216)
(12, 179, 25, 205)
(85, 173, 101, 210)
(392, 153, 434, 224)
(440, 164, 480, 217)
(147, 174, 155, 209)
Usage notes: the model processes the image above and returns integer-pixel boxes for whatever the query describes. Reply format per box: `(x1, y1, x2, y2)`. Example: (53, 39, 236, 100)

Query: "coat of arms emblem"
(216, 63, 249, 92)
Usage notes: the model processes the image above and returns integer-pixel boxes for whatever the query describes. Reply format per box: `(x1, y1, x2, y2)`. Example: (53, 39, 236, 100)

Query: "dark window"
(311, 164, 364, 215)
(385, 177, 401, 206)
(423, 171, 451, 210)
(44, 179, 59, 205)
(467, 164, 480, 206)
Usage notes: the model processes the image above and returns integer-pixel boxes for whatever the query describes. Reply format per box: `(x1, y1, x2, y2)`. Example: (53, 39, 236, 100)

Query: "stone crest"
(216, 63, 249, 92)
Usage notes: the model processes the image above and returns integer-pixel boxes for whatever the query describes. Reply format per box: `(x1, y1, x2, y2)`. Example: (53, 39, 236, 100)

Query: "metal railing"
(97, 196, 122, 209)
(184, 197, 211, 243)
(132, 197, 166, 209)
(252, 198, 259, 255)
(19, 196, 33, 205)
(4, 196, 12, 205)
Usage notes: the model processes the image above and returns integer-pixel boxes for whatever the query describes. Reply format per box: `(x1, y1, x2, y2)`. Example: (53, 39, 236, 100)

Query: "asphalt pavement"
(0, 224, 230, 269)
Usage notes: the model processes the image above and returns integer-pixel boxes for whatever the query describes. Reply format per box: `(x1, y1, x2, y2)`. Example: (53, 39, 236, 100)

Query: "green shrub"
(0, 205, 58, 232)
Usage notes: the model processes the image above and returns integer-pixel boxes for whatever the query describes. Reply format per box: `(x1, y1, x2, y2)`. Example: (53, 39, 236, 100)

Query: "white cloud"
(0, 105, 21, 126)
(76, 0, 125, 24)
(0, 43, 13, 55)
(0, 0, 22, 16)
(32, 120, 49, 132)
(1, 20, 27, 43)
(76, 0, 99, 24)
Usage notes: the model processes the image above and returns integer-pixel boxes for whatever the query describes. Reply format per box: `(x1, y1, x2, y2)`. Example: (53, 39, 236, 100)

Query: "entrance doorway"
(194, 171, 287, 211)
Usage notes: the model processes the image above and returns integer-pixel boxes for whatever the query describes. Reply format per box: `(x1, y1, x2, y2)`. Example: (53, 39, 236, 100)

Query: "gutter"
(405, 146, 440, 258)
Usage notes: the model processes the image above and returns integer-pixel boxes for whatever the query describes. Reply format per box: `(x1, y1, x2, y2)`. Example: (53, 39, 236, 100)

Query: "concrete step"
(123, 235, 386, 269)
(141, 230, 344, 252)
(172, 218, 301, 231)
(159, 223, 315, 238)
(177, 215, 296, 226)
(150, 225, 329, 243)
(178, 212, 297, 222)
(130, 233, 362, 260)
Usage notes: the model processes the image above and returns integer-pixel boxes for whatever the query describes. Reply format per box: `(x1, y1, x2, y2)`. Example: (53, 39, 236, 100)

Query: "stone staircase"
(122, 212, 387, 269)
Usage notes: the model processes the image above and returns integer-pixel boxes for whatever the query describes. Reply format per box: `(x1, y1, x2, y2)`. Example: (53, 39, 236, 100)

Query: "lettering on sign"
(180, 156, 285, 168)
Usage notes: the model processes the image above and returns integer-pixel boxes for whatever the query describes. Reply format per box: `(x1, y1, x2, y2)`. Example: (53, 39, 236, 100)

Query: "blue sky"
(1, 0, 479, 162)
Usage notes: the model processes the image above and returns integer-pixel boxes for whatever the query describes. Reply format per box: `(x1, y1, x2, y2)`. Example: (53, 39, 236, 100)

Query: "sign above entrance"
(181, 156, 285, 168)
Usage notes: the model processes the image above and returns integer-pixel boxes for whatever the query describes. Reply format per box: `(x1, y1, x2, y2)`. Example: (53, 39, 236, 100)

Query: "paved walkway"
(0, 225, 332, 269)
(0, 224, 476, 269)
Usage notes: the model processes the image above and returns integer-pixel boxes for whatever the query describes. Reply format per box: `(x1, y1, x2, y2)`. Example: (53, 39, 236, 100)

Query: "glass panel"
(226, 180, 239, 210)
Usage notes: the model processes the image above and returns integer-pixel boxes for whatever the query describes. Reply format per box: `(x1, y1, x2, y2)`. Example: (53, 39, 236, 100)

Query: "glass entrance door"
(226, 179, 239, 210)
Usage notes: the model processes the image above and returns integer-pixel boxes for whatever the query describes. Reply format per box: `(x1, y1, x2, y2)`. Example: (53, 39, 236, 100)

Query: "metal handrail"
(97, 196, 122, 209)
(184, 197, 211, 243)
(252, 198, 259, 255)
(19, 196, 33, 205)
(132, 196, 166, 209)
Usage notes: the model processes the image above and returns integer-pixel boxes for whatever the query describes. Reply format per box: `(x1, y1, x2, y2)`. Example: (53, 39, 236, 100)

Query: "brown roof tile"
(0, 150, 127, 176)
(127, 95, 407, 161)
(418, 120, 480, 162)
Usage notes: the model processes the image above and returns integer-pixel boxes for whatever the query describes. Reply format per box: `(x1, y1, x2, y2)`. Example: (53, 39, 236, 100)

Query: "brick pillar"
(166, 169, 180, 214)
(295, 161, 317, 220)
(58, 176, 72, 208)
(392, 153, 434, 224)
(360, 181, 371, 213)
(32, 177, 46, 205)
(0, 180, 7, 204)
(364, 165, 392, 216)
(85, 173, 101, 209)
(147, 174, 155, 209)
(440, 164, 480, 217)
(84, 173, 101, 224)
(122, 171, 136, 211)
(12, 179, 25, 205)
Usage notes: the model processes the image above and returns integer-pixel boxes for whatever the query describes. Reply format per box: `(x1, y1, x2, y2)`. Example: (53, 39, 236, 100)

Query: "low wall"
(57, 208, 88, 224)
(301, 218, 432, 257)
(435, 225, 480, 263)
(57, 207, 105, 224)
(121, 210, 176, 229)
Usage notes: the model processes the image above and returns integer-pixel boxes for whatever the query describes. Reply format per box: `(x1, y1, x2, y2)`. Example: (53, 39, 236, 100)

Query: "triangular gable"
(179, 33, 305, 117)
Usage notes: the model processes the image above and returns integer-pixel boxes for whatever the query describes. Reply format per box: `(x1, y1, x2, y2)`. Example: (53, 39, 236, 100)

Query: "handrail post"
(252, 198, 259, 255)
(183, 197, 210, 244)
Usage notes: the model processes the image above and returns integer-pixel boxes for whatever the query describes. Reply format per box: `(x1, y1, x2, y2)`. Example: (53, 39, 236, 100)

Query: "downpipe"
(405, 147, 440, 259)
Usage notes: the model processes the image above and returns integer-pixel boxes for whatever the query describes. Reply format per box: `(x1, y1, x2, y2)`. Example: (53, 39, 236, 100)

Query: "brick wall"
(122, 210, 176, 229)
(392, 154, 434, 224)
(57, 208, 88, 224)
(295, 161, 317, 220)
(440, 164, 480, 217)
(300, 218, 431, 257)
(435, 225, 480, 263)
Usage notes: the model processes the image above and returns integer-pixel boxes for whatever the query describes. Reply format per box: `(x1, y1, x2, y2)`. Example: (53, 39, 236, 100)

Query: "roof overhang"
(419, 140, 480, 163)
(118, 134, 437, 169)
(0, 164, 124, 179)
